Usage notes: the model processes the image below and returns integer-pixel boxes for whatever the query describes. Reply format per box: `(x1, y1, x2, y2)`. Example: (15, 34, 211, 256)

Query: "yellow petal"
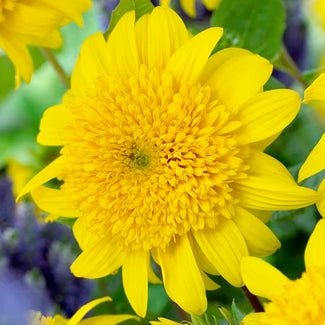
(304, 73, 325, 103)
(234, 207, 281, 257)
(166, 27, 223, 85)
(235, 150, 320, 210)
(202, 0, 223, 10)
(53, 315, 69, 325)
(67, 297, 112, 325)
(72, 216, 98, 250)
(37, 104, 72, 146)
(236, 89, 301, 144)
(241, 256, 289, 300)
(122, 250, 148, 317)
(148, 258, 162, 284)
(71, 32, 111, 95)
(246, 209, 272, 223)
(305, 219, 325, 270)
(71, 238, 124, 279)
(0, 27, 33, 87)
(201, 272, 220, 291)
(158, 235, 207, 315)
(17, 156, 65, 201)
(80, 315, 140, 325)
(316, 178, 325, 217)
(193, 218, 248, 287)
(241, 313, 264, 325)
(160, 0, 171, 6)
(106, 11, 138, 77)
(151, 318, 181, 325)
(200, 47, 252, 84)
(22, 29, 63, 48)
(31, 186, 79, 217)
(204, 54, 272, 112)
(144, 6, 189, 70)
(298, 133, 325, 182)
(180, 0, 196, 17)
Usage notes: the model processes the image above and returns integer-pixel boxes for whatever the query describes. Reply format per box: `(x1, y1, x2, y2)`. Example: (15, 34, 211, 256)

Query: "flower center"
(259, 267, 325, 325)
(0, 0, 15, 22)
(61, 65, 249, 250)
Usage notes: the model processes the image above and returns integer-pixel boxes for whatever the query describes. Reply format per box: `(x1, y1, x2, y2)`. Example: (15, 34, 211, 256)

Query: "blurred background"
(1, 0, 325, 324)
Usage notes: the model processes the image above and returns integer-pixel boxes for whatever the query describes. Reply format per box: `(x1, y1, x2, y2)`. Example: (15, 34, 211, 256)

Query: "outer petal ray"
(241, 257, 290, 300)
(158, 235, 207, 315)
(122, 250, 148, 317)
(304, 73, 325, 103)
(193, 218, 248, 287)
(235, 150, 320, 210)
(80, 315, 139, 325)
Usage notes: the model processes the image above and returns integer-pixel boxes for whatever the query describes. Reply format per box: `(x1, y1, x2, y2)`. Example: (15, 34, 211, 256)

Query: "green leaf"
(0, 55, 15, 101)
(211, 0, 286, 60)
(217, 306, 235, 325)
(264, 76, 285, 91)
(135, 0, 154, 19)
(105, 0, 135, 36)
(231, 300, 246, 325)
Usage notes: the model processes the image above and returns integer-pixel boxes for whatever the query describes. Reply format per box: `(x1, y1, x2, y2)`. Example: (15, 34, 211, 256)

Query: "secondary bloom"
(241, 219, 325, 325)
(299, 73, 325, 216)
(161, 0, 222, 18)
(0, 0, 91, 87)
(19, 6, 319, 317)
(29, 296, 138, 325)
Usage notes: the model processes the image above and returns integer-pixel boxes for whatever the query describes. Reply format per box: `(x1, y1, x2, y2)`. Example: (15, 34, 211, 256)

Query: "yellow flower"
(29, 296, 138, 325)
(299, 73, 325, 216)
(0, 0, 91, 88)
(19, 6, 319, 317)
(161, 0, 222, 17)
(241, 219, 325, 325)
(151, 318, 182, 325)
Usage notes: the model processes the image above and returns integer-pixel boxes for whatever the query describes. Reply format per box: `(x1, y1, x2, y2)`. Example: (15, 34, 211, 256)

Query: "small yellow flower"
(19, 6, 319, 317)
(299, 73, 325, 216)
(0, 0, 91, 88)
(29, 296, 138, 325)
(241, 219, 325, 325)
(161, 0, 222, 18)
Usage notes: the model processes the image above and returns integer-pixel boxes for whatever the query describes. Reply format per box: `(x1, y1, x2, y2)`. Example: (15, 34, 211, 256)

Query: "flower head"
(161, 0, 222, 18)
(29, 297, 138, 325)
(0, 0, 91, 87)
(19, 6, 319, 317)
(241, 219, 325, 325)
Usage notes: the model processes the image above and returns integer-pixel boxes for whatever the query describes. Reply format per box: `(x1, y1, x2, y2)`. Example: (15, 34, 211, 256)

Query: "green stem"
(40, 48, 69, 89)
(279, 45, 309, 89)
(242, 286, 264, 312)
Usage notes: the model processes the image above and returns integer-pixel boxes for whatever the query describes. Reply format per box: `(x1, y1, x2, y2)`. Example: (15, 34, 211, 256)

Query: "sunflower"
(241, 219, 325, 325)
(19, 6, 319, 317)
(161, 0, 222, 17)
(29, 296, 138, 325)
(299, 72, 325, 216)
(0, 0, 91, 88)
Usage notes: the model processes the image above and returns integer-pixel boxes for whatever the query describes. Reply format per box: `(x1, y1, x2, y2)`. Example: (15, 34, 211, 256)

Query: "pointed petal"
(201, 272, 220, 291)
(106, 11, 138, 77)
(298, 134, 325, 182)
(241, 313, 264, 325)
(73, 216, 98, 250)
(205, 55, 272, 112)
(166, 27, 223, 85)
(158, 235, 207, 315)
(17, 156, 65, 200)
(0, 28, 33, 87)
(151, 318, 181, 325)
(71, 32, 111, 95)
(193, 218, 248, 287)
(71, 238, 124, 279)
(80, 315, 139, 325)
(37, 104, 72, 146)
(304, 73, 325, 103)
(31, 186, 79, 217)
(180, 0, 196, 17)
(305, 219, 325, 270)
(200, 47, 252, 84)
(241, 256, 289, 300)
(316, 178, 325, 217)
(236, 89, 301, 144)
(67, 297, 112, 325)
(234, 207, 280, 257)
(144, 7, 189, 70)
(202, 0, 222, 10)
(235, 150, 320, 210)
(122, 250, 148, 317)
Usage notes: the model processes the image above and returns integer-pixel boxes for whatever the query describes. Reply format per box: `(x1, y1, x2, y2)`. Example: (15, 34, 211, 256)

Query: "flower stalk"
(242, 286, 264, 312)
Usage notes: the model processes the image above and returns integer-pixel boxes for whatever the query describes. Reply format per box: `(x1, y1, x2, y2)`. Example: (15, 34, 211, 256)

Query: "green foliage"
(135, 0, 154, 19)
(211, 0, 286, 60)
